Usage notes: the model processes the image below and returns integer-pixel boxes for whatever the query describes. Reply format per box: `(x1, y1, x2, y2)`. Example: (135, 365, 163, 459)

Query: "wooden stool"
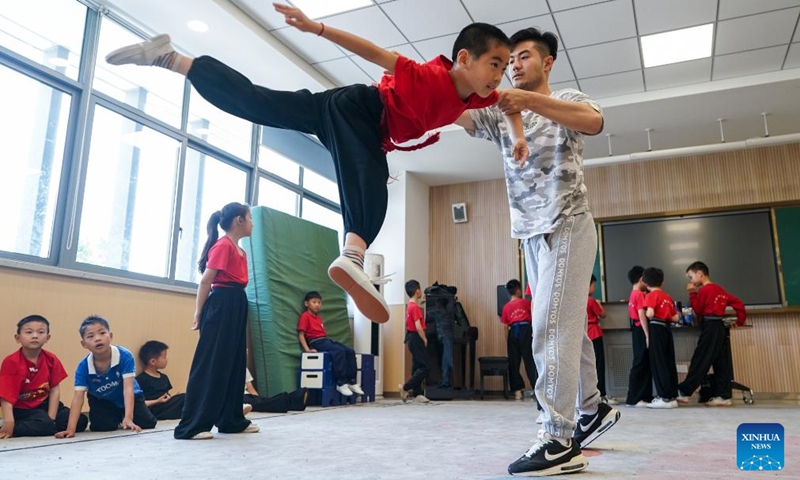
(478, 356, 509, 400)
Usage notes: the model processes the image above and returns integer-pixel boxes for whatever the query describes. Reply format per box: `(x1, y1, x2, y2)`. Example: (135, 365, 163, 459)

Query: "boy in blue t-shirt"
(56, 316, 156, 437)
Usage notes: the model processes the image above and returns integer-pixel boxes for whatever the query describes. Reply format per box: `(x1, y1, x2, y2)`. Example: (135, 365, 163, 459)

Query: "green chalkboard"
(776, 206, 800, 306)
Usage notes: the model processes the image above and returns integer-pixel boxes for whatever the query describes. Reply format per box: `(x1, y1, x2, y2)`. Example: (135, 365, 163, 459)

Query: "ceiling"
(98, 0, 800, 185)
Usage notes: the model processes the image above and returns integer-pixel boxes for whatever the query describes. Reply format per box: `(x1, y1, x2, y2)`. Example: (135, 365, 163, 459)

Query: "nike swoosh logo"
(579, 415, 599, 432)
(544, 447, 573, 461)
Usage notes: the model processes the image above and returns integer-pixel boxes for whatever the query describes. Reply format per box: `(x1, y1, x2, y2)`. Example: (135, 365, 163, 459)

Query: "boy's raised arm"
(274, 3, 399, 74)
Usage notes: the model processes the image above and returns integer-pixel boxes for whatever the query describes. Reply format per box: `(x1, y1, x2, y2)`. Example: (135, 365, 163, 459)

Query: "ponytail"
(197, 202, 250, 273)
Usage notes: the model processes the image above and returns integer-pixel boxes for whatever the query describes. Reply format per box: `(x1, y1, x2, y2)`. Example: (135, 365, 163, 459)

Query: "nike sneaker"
(508, 430, 588, 476)
(572, 402, 621, 448)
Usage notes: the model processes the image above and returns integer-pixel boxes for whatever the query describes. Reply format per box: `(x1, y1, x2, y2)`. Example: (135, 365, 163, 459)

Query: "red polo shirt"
(628, 289, 646, 327)
(0, 349, 68, 409)
(644, 289, 678, 322)
(406, 301, 425, 332)
(501, 297, 532, 326)
(298, 311, 327, 340)
(208, 236, 249, 287)
(378, 55, 499, 152)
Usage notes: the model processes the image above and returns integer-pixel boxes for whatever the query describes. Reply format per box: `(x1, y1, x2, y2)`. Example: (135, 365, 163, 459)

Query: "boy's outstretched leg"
(106, 34, 192, 74)
(328, 234, 390, 324)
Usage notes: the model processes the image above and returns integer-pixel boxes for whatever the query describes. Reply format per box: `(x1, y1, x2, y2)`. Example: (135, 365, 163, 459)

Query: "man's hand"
(55, 429, 75, 439)
(274, 3, 320, 34)
(121, 417, 142, 433)
(512, 138, 529, 164)
(497, 89, 529, 115)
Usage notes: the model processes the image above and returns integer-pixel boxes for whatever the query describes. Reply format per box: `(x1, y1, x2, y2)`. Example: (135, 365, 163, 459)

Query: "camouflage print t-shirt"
(469, 89, 601, 239)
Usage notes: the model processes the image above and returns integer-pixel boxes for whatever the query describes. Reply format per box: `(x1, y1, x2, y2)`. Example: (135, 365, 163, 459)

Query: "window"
(76, 106, 180, 277)
(0, 0, 86, 80)
(188, 87, 254, 161)
(258, 177, 299, 216)
(302, 199, 344, 244)
(303, 168, 339, 204)
(259, 146, 300, 184)
(93, 19, 184, 127)
(0, 65, 71, 258)
(175, 150, 248, 283)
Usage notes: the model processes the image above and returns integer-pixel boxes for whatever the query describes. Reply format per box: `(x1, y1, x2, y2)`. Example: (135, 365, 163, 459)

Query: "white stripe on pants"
(523, 213, 601, 439)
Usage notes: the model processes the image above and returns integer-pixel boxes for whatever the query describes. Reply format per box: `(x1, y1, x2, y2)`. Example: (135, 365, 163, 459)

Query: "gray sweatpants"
(523, 212, 601, 439)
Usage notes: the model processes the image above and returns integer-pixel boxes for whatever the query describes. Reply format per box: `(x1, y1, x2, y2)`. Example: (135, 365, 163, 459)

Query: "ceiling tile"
(413, 34, 459, 61)
(322, 6, 406, 48)
(550, 0, 615, 12)
(644, 57, 712, 90)
(272, 26, 347, 63)
(350, 44, 424, 81)
(232, 0, 290, 30)
(712, 45, 788, 80)
(461, 0, 549, 25)
(719, 0, 800, 20)
(569, 38, 642, 78)
(785, 43, 800, 69)
(379, 0, 472, 42)
(314, 57, 373, 86)
(549, 55, 576, 83)
(554, 0, 637, 48)
(715, 8, 800, 55)
(498, 15, 560, 47)
(580, 70, 644, 98)
(552, 80, 580, 91)
(634, 0, 717, 35)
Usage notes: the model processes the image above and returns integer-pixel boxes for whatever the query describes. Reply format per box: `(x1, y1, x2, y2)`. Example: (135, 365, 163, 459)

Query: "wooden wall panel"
(431, 143, 800, 393)
(429, 180, 520, 390)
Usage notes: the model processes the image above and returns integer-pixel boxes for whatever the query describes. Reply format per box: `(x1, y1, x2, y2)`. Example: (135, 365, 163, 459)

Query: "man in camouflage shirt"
(457, 28, 619, 477)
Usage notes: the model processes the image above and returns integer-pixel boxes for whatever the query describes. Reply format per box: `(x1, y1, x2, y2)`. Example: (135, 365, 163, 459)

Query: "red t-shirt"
(207, 236, 249, 287)
(406, 301, 425, 332)
(643, 289, 677, 322)
(501, 297, 532, 326)
(0, 349, 68, 409)
(689, 283, 747, 326)
(377, 55, 499, 152)
(628, 289, 646, 327)
(586, 297, 604, 340)
(298, 311, 327, 340)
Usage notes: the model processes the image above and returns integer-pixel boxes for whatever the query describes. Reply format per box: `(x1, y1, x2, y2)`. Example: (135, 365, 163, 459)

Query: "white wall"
(404, 172, 429, 292)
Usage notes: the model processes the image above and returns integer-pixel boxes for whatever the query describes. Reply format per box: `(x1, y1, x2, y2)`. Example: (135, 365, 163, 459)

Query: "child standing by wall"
(678, 261, 746, 407)
(399, 280, 430, 404)
(298, 291, 364, 398)
(642, 268, 680, 409)
(625, 266, 652, 407)
(174, 202, 257, 440)
(0, 315, 87, 438)
(500, 279, 538, 403)
(587, 276, 617, 405)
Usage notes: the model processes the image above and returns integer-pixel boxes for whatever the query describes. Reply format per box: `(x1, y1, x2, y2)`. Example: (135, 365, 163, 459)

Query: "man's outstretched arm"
(497, 90, 603, 135)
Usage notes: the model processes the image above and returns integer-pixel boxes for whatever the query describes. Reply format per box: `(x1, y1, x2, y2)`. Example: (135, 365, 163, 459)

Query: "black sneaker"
(508, 431, 588, 477)
(572, 402, 621, 448)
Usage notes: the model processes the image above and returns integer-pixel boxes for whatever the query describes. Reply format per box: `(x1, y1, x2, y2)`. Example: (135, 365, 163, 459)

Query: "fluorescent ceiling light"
(665, 222, 700, 232)
(290, 0, 373, 19)
(188, 20, 209, 33)
(669, 242, 699, 251)
(641, 23, 713, 68)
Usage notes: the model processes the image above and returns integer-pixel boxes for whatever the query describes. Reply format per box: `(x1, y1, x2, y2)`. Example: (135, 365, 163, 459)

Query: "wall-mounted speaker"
(452, 202, 467, 223)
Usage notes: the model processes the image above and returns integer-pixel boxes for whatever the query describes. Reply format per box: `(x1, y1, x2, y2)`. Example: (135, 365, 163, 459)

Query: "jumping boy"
(104, 3, 528, 325)
(0, 315, 87, 438)
(56, 316, 157, 437)
(642, 268, 680, 409)
(399, 280, 430, 404)
(678, 261, 746, 407)
(298, 292, 364, 397)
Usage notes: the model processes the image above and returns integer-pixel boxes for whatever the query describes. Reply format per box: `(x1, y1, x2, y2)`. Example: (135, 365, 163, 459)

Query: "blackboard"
(776, 206, 800, 307)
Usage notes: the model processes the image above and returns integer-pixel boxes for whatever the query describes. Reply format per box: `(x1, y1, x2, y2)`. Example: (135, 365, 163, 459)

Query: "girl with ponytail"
(174, 202, 258, 440)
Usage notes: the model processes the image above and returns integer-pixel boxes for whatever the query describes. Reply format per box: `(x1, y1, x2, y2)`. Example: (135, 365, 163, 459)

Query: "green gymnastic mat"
(244, 206, 351, 396)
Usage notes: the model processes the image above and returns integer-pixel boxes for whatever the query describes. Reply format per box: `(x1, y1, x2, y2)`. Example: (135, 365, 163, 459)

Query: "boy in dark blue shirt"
(56, 316, 156, 437)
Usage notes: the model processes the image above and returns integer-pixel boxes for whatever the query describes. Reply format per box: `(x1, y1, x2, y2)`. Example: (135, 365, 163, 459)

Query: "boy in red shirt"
(298, 291, 364, 398)
(625, 266, 653, 407)
(642, 268, 680, 409)
(586, 275, 617, 406)
(501, 279, 538, 403)
(0, 315, 87, 438)
(399, 280, 430, 403)
(678, 261, 747, 407)
(105, 3, 528, 326)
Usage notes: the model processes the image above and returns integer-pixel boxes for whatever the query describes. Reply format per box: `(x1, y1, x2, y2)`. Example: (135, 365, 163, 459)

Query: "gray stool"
(478, 356, 509, 400)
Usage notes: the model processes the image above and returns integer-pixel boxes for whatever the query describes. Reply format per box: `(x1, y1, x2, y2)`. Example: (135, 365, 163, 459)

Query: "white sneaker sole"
(510, 454, 589, 477)
(190, 431, 214, 440)
(106, 33, 172, 66)
(328, 258, 390, 323)
(578, 408, 621, 449)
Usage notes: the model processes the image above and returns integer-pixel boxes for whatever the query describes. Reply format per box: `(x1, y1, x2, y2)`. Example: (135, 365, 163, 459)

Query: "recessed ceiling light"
(48, 57, 70, 67)
(640, 23, 714, 68)
(188, 20, 209, 33)
(289, 0, 373, 19)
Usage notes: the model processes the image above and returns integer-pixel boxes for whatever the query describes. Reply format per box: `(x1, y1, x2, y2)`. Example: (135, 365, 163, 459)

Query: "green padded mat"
(244, 206, 352, 396)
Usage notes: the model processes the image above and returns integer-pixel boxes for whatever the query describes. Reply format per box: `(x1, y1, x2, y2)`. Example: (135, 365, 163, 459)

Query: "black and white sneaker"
(508, 431, 588, 477)
(572, 402, 621, 448)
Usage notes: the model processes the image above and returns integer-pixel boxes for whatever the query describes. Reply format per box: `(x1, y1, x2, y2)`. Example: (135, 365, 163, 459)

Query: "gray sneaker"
(414, 394, 430, 403)
(105, 33, 174, 66)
